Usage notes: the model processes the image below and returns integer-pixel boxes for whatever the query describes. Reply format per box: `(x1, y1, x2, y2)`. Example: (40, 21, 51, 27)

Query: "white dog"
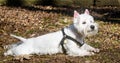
(4, 9, 99, 58)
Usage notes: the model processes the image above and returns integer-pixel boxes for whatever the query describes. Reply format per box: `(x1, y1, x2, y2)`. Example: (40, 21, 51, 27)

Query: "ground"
(0, 6, 120, 63)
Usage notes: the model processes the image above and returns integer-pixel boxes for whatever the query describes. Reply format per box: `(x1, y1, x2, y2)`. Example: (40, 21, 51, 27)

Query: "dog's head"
(73, 9, 98, 37)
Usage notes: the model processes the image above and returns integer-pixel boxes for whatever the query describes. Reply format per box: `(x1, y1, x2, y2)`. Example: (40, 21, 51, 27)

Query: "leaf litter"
(0, 6, 120, 63)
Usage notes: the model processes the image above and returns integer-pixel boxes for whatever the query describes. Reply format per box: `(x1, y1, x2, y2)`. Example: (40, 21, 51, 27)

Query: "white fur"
(4, 9, 99, 57)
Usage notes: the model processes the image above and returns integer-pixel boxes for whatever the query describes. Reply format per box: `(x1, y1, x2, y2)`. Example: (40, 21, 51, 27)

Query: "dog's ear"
(74, 10, 80, 18)
(84, 9, 89, 14)
(73, 10, 80, 23)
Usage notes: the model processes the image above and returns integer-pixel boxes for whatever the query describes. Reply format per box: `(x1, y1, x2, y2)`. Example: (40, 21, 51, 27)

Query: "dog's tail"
(10, 34, 26, 42)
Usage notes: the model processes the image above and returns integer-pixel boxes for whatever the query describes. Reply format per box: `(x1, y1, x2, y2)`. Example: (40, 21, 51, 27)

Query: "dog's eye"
(90, 21, 93, 23)
(82, 22, 86, 24)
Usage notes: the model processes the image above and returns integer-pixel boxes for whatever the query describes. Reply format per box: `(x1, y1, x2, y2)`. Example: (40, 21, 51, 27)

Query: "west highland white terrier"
(4, 9, 99, 58)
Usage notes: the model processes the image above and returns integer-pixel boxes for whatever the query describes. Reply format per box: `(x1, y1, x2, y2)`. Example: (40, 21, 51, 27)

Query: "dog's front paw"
(89, 52, 95, 56)
(94, 48, 100, 53)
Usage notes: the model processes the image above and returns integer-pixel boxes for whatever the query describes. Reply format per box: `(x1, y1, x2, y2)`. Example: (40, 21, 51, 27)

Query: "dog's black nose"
(90, 25, 95, 30)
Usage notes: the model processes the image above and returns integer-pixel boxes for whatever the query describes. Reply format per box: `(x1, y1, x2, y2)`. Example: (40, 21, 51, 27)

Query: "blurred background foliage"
(0, 0, 119, 7)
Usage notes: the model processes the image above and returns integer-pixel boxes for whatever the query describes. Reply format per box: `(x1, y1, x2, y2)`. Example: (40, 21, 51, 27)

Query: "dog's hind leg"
(4, 42, 22, 49)
(4, 34, 26, 49)
(4, 49, 13, 56)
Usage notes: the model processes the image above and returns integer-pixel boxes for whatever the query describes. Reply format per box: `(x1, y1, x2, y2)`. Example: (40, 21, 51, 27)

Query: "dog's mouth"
(86, 29, 98, 36)
(87, 29, 95, 33)
(83, 25, 98, 36)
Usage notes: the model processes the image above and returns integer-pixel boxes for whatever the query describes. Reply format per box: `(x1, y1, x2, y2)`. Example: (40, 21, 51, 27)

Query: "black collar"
(60, 28, 84, 54)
